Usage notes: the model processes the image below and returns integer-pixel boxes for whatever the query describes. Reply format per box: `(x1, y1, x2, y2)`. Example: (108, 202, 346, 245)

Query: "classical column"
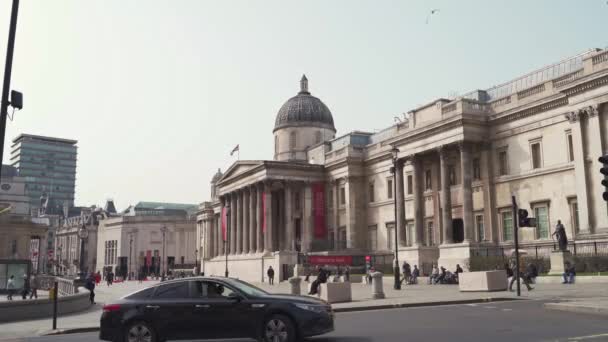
(333, 180, 340, 250)
(256, 183, 264, 253)
(395, 159, 407, 247)
(566, 110, 591, 233)
(249, 186, 256, 253)
(439, 147, 454, 244)
(230, 193, 237, 254)
(302, 183, 313, 253)
(242, 189, 250, 254)
(285, 184, 294, 251)
(460, 142, 474, 243)
(480, 143, 498, 243)
(412, 156, 424, 246)
(236, 190, 244, 254)
(584, 105, 608, 230)
(264, 182, 274, 252)
(218, 199, 224, 256)
(203, 219, 210, 259)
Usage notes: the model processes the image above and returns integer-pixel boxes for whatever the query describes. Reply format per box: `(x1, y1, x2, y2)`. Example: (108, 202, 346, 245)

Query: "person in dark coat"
(85, 275, 96, 304)
(267, 266, 275, 285)
(21, 274, 30, 300)
(309, 267, 328, 295)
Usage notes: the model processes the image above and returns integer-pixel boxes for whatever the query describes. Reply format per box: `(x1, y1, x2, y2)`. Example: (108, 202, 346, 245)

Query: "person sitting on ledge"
(562, 262, 576, 284)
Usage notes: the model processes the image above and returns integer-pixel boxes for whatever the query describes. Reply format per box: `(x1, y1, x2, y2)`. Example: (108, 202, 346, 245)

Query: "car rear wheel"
(124, 321, 157, 342)
(261, 314, 297, 342)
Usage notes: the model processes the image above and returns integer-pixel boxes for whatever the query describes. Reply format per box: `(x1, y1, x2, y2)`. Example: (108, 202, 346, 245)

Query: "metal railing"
(56, 276, 78, 295)
(470, 241, 608, 259)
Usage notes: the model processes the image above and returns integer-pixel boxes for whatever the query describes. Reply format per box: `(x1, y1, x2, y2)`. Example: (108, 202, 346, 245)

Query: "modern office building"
(10, 134, 78, 212)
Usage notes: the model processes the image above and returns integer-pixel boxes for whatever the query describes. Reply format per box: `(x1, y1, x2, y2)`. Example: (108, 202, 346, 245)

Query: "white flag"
(230, 144, 240, 156)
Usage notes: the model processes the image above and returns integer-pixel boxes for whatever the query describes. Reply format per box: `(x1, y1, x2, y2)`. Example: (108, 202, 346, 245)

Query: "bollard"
(371, 272, 385, 299)
(52, 281, 58, 330)
(288, 277, 302, 295)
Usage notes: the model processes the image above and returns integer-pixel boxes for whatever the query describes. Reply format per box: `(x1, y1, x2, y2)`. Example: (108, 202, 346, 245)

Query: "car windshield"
(226, 279, 269, 297)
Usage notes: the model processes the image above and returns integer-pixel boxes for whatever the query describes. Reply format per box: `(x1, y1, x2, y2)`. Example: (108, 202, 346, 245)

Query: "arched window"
(315, 131, 322, 144)
(275, 135, 279, 155)
(290, 131, 297, 149)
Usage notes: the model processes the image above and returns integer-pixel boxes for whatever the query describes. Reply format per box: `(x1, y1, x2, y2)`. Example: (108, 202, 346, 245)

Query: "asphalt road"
(10, 300, 608, 342)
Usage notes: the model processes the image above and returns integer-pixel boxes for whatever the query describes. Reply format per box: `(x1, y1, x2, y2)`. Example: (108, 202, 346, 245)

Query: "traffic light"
(600, 155, 608, 201)
(518, 209, 537, 227)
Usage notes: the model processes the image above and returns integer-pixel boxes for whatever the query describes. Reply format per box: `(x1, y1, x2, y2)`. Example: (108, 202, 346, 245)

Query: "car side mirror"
(227, 292, 242, 302)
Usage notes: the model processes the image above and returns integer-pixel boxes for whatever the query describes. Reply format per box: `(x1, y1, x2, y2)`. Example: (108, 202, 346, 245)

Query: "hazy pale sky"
(0, 0, 606, 210)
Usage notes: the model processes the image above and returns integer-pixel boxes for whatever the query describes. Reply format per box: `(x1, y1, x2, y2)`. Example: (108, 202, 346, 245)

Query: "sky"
(0, 0, 606, 211)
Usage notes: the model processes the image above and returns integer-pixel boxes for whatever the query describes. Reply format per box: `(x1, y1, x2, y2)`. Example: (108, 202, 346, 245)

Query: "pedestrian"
(411, 265, 420, 284)
(509, 260, 533, 291)
(267, 266, 275, 285)
(6, 275, 15, 300)
(562, 262, 576, 284)
(85, 275, 96, 304)
(106, 271, 114, 286)
(309, 266, 328, 295)
(29, 274, 38, 299)
(454, 264, 464, 284)
(401, 262, 412, 285)
(525, 263, 538, 284)
(429, 265, 439, 284)
(344, 265, 350, 282)
(21, 274, 30, 300)
(95, 271, 101, 286)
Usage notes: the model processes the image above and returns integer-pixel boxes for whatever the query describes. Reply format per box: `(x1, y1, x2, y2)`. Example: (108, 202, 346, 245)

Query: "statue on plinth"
(551, 220, 568, 252)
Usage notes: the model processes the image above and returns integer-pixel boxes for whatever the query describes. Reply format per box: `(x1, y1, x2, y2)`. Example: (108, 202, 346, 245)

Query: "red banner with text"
(308, 255, 353, 265)
(221, 207, 227, 241)
(312, 182, 326, 239)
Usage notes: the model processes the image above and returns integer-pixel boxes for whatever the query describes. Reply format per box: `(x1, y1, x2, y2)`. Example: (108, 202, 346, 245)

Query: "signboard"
(312, 182, 326, 239)
(221, 207, 228, 241)
(308, 255, 353, 265)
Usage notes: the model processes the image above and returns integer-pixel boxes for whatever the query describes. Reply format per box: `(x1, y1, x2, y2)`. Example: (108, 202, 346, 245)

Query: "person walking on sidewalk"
(509, 260, 533, 291)
(85, 274, 96, 304)
(106, 271, 114, 286)
(21, 274, 30, 300)
(29, 274, 38, 299)
(6, 275, 15, 300)
(267, 266, 275, 285)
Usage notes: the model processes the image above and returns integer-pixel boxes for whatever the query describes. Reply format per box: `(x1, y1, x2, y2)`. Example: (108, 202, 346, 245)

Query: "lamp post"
(129, 234, 133, 280)
(194, 249, 199, 276)
(77, 223, 89, 280)
(56, 245, 62, 275)
(160, 226, 167, 278)
(391, 146, 401, 290)
(225, 203, 231, 278)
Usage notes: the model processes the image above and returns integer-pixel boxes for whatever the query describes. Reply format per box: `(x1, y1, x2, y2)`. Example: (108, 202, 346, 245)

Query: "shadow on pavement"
(308, 337, 373, 342)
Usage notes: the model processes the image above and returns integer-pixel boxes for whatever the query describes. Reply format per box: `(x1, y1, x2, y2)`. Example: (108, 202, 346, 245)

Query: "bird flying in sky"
(426, 9, 440, 24)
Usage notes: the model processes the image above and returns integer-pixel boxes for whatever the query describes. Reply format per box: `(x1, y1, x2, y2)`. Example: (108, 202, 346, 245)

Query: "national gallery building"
(197, 48, 608, 282)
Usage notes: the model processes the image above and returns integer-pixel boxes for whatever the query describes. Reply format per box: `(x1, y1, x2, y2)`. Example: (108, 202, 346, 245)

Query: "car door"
(191, 280, 253, 339)
(147, 281, 196, 340)
(187, 280, 221, 339)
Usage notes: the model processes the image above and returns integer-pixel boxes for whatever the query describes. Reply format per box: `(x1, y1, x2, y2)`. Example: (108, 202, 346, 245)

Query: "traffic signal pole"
(0, 0, 19, 182)
(512, 195, 521, 297)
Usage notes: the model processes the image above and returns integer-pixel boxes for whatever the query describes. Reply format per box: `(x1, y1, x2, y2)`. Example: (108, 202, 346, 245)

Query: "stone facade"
(54, 208, 100, 276)
(198, 48, 608, 282)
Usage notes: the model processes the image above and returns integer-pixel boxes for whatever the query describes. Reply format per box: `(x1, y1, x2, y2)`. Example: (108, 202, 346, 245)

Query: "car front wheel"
(124, 321, 157, 342)
(261, 314, 297, 342)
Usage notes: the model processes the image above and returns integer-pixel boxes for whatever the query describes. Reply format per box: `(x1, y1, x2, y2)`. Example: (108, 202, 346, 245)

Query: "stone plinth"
(438, 243, 472, 271)
(288, 277, 301, 295)
(549, 251, 573, 275)
(398, 246, 439, 271)
(319, 282, 352, 303)
(459, 271, 507, 292)
(371, 272, 385, 299)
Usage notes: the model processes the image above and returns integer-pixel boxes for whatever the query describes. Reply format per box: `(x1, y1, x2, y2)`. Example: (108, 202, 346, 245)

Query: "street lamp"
(194, 249, 199, 276)
(391, 146, 401, 290)
(160, 226, 167, 279)
(129, 234, 133, 280)
(225, 203, 231, 278)
(77, 223, 89, 279)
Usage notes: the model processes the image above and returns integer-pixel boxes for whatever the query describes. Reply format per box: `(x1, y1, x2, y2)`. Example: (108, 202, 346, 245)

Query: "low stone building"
(54, 207, 101, 276)
(95, 202, 197, 279)
(0, 214, 48, 274)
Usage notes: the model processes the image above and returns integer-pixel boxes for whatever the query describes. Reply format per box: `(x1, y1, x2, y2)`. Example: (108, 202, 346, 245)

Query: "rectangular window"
(340, 187, 346, 205)
(386, 222, 395, 250)
(368, 225, 378, 250)
(476, 214, 485, 242)
(473, 158, 481, 180)
(448, 165, 456, 185)
(569, 201, 580, 232)
(499, 151, 508, 176)
(328, 229, 335, 249)
(328, 189, 333, 208)
(427, 221, 434, 246)
(406, 222, 414, 246)
(387, 179, 393, 199)
(567, 134, 574, 162)
(425, 170, 432, 190)
(407, 175, 413, 195)
(502, 212, 513, 241)
(295, 191, 301, 210)
(369, 183, 375, 203)
(534, 206, 549, 239)
(531, 143, 542, 169)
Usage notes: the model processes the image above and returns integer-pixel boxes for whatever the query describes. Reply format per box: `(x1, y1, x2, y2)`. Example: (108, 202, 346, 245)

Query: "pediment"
(219, 161, 264, 182)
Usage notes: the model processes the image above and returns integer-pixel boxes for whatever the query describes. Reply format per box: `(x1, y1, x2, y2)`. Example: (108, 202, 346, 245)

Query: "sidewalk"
(0, 279, 607, 340)
(544, 297, 608, 316)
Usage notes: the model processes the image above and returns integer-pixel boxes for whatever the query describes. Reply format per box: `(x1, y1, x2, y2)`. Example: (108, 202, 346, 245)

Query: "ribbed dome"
(273, 75, 336, 133)
(211, 168, 223, 183)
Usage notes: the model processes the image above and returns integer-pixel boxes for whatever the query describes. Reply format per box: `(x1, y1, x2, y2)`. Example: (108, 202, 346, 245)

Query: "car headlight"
(294, 303, 328, 313)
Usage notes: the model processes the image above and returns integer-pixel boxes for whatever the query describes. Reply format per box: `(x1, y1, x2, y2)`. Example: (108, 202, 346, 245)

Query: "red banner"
(221, 207, 227, 241)
(308, 255, 353, 265)
(262, 192, 267, 233)
(312, 182, 326, 239)
(146, 250, 152, 266)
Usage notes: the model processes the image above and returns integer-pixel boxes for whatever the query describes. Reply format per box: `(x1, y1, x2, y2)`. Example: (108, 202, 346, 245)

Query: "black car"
(100, 276, 334, 342)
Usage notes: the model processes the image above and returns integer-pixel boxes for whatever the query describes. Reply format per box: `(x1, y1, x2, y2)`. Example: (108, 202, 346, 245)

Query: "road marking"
(568, 333, 608, 340)
(502, 308, 513, 311)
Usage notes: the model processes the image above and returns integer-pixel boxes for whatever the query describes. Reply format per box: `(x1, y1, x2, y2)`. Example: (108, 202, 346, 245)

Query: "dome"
(211, 168, 223, 183)
(273, 75, 336, 133)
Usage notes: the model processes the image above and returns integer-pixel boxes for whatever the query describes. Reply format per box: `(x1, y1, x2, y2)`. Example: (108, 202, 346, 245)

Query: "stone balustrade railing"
(592, 50, 608, 65)
(552, 69, 584, 88)
(517, 83, 546, 100)
(57, 276, 79, 296)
